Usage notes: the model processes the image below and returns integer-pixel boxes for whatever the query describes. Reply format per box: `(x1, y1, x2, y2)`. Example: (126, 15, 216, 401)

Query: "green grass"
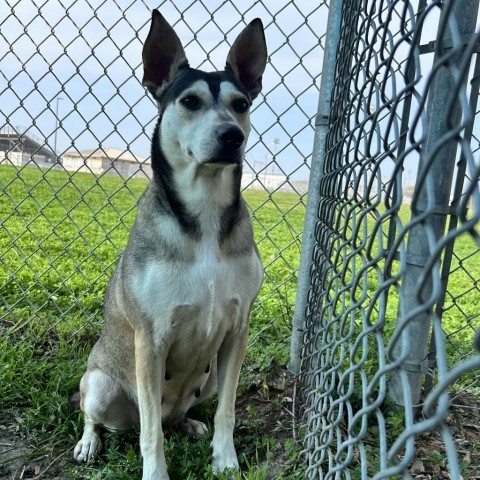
(1, 163, 479, 478)
(0, 165, 305, 367)
(0, 164, 306, 479)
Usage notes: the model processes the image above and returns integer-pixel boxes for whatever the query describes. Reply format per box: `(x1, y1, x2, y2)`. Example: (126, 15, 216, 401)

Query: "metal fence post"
(289, 0, 344, 374)
(387, 0, 480, 408)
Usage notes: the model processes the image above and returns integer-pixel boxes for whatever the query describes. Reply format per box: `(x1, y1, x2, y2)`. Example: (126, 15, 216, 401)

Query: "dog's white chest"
(132, 243, 261, 344)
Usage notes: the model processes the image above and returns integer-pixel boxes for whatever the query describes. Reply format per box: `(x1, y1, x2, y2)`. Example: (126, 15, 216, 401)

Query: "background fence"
(1, 0, 480, 479)
(0, 0, 327, 364)
(292, 0, 480, 478)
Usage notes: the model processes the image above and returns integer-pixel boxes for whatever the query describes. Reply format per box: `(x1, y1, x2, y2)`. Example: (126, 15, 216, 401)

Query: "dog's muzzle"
(204, 125, 244, 166)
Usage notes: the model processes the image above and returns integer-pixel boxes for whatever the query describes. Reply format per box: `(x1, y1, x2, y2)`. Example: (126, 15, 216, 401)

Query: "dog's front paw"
(211, 431, 239, 475)
(141, 459, 170, 480)
(73, 432, 102, 463)
(212, 449, 239, 474)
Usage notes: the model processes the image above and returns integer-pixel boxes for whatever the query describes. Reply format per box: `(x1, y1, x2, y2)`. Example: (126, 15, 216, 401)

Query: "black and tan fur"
(73, 9, 267, 480)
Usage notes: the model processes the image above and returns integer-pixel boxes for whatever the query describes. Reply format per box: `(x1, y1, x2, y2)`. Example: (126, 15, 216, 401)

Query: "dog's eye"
(232, 98, 249, 114)
(181, 95, 201, 110)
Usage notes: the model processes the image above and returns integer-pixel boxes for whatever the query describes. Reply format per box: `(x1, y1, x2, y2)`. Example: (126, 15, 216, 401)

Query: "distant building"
(0, 127, 56, 167)
(1, 130, 308, 192)
(62, 147, 151, 178)
(242, 170, 309, 194)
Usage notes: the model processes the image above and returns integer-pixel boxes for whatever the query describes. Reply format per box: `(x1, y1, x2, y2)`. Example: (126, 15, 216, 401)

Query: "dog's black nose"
(216, 125, 244, 150)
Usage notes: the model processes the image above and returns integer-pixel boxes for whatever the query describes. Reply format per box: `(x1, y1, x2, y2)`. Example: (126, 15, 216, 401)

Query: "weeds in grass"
(2, 164, 478, 477)
(0, 165, 304, 478)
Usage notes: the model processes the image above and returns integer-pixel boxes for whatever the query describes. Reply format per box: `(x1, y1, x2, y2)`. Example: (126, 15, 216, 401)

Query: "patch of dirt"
(410, 393, 480, 479)
(235, 366, 300, 476)
(0, 413, 67, 480)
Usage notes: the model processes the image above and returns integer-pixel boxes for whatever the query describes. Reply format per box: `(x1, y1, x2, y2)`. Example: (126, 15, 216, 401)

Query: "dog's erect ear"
(142, 10, 188, 96)
(226, 19, 267, 101)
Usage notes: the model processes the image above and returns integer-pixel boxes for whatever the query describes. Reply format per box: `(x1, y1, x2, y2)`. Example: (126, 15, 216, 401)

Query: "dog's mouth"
(187, 148, 241, 168)
(202, 155, 241, 167)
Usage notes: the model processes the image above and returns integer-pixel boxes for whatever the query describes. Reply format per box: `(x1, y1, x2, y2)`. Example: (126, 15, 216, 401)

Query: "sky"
(0, 0, 328, 181)
(1, 0, 478, 187)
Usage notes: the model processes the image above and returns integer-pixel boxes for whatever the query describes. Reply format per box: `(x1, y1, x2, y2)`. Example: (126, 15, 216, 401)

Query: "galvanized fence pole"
(289, 0, 344, 374)
(423, 42, 480, 397)
(387, 0, 480, 408)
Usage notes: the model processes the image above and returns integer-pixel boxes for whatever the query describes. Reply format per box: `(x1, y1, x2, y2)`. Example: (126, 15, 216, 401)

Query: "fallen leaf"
(463, 423, 480, 430)
(423, 440, 444, 452)
(466, 430, 480, 441)
(410, 458, 425, 474)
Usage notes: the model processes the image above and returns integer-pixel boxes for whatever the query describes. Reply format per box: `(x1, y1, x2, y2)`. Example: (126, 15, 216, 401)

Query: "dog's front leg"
(135, 331, 169, 480)
(211, 325, 248, 473)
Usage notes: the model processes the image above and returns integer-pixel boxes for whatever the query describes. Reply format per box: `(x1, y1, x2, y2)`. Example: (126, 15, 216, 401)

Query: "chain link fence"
(0, 1, 328, 363)
(2, 0, 480, 478)
(292, 0, 480, 478)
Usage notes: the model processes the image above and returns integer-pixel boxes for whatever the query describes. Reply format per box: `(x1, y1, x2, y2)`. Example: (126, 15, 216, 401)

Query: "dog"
(72, 9, 266, 479)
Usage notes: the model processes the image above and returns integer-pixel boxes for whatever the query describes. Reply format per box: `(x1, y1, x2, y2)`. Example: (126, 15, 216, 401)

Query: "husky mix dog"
(73, 9, 267, 479)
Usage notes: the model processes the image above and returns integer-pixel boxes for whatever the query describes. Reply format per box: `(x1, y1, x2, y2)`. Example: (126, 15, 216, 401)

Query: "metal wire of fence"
(2, 0, 480, 478)
(0, 1, 327, 357)
(292, 0, 480, 478)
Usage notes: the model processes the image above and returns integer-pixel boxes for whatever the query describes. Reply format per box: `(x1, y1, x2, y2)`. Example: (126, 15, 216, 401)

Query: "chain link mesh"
(3, 1, 480, 478)
(296, 0, 480, 478)
(0, 1, 327, 355)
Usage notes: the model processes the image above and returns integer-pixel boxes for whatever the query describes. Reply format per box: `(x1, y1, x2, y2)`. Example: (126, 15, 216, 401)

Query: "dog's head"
(142, 10, 267, 167)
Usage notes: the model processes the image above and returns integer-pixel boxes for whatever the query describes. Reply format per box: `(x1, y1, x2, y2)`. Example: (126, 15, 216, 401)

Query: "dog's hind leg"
(179, 417, 209, 438)
(73, 369, 138, 463)
(73, 419, 102, 463)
